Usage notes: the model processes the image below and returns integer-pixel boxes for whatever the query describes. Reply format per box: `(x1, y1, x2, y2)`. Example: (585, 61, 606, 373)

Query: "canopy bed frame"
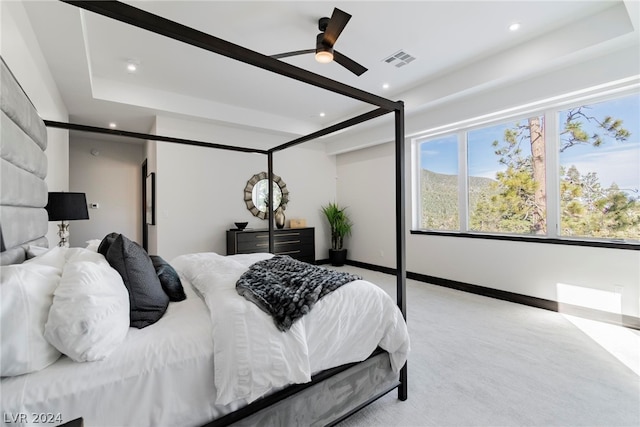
(2, 1, 407, 425)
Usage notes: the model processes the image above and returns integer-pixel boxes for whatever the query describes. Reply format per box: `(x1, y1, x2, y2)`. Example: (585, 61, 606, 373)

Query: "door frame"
(141, 159, 148, 251)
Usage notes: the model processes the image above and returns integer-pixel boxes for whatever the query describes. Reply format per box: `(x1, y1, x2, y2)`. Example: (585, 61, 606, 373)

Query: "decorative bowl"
(234, 221, 248, 230)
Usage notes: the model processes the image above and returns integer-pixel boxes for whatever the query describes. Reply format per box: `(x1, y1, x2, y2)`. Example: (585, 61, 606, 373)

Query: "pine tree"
(473, 106, 635, 237)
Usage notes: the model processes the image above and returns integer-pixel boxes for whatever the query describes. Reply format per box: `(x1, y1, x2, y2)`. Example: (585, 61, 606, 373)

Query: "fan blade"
(271, 49, 315, 59)
(323, 8, 351, 47)
(333, 50, 367, 76)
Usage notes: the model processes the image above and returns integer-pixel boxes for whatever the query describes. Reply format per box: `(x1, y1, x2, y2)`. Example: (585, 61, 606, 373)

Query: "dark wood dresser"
(226, 227, 315, 263)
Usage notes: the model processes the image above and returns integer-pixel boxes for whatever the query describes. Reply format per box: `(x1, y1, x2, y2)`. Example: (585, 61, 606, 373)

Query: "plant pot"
(329, 249, 347, 267)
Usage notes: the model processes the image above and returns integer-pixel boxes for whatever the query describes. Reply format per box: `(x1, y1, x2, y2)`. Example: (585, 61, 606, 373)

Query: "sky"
(559, 94, 639, 193)
(420, 93, 639, 193)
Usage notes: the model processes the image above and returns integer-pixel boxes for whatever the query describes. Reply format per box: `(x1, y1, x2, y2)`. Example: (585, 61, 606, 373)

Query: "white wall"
(273, 143, 337, 260)
(336, 46, 640, 319)
(1, 1, 69, 247)
(69, 138, 145, 247)
(153, 116, 336, 261)
(336, 143, 396, 264)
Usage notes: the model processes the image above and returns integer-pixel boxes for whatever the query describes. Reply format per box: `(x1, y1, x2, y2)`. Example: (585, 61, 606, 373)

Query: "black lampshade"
(45, 192, 89, 221)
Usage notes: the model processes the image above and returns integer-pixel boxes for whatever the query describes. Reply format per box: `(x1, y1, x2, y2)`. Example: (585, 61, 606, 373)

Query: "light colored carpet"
(332, 265, 640, 427)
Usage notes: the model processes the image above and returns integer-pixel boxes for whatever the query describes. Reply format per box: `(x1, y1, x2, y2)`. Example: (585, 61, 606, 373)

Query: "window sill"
(409, 230, 640, 250)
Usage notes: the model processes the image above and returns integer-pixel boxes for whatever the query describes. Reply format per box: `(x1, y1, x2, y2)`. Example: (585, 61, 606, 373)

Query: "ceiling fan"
(271, 8, 368, 76)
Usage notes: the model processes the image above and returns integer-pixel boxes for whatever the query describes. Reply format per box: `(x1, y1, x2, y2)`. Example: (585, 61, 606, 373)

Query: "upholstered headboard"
(0, 56, 49, 264)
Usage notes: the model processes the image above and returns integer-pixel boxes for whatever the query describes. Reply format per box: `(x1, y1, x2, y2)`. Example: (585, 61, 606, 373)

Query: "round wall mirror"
(244, 172, 288, 219)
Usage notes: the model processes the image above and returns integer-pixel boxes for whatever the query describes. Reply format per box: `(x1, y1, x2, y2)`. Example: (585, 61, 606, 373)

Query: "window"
(468, 116, 545, 235)
(418, 135, 458, 230)
(558, 94, 640, 240)
(415, 90, 639, 245)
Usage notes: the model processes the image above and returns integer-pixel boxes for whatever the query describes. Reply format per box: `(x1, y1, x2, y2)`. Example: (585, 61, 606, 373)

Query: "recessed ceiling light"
(382, 83, 390, 90)
(509, 22, 521, 32)
(126, 63, 137, 72)
(109, 122, 117, 128)
(319, 112, 326, 117)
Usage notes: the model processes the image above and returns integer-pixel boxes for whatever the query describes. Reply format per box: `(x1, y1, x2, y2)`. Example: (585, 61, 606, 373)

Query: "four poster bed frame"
(7, 1, 407, 425)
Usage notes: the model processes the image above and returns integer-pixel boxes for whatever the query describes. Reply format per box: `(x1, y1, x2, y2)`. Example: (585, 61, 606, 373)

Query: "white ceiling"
(22, 1, 640, 145)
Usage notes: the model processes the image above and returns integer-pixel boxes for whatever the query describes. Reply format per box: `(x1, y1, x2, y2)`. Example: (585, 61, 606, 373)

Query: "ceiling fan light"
(315, 32, 334, 63)
(315, 50, 334, 63)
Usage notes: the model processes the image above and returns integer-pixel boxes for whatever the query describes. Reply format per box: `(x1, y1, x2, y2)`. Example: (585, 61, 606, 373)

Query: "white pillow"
(0, 262, 63, 376)
(26, 245, 49, 259)
(85, 239, 101, 252)
(44, 248, 130, 362)
(25, 245, 68, 270)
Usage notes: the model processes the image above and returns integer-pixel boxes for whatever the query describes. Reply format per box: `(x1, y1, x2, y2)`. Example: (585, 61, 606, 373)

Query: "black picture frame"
(146, 172, 155, 225)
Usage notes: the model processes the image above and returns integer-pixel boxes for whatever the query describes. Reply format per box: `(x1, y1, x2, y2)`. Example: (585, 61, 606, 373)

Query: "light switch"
(90, 203, 99, 209)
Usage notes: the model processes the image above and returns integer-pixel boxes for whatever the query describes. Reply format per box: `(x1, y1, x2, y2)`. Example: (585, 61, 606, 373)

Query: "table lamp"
(45, 192, 89, 247)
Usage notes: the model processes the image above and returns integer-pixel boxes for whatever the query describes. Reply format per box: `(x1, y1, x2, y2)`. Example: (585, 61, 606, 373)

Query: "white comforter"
(171, 252, 410, 406)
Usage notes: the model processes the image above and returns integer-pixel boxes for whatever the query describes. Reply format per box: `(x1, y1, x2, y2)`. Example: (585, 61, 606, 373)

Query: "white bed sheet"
(1, 253, 409, 427)
(172, 252, 409, 406)
(1, 282, 229, 427)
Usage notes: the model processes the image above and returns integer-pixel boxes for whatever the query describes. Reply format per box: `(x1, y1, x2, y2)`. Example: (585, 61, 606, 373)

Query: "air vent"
(383, 50, 416, 68)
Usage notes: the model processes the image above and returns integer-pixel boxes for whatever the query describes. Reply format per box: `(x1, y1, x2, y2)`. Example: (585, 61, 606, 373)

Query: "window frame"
(411, 84, 640, 250)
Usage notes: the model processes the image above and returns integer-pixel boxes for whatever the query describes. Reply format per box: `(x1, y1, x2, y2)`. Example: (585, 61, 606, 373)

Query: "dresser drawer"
(227, 228, 315, 263)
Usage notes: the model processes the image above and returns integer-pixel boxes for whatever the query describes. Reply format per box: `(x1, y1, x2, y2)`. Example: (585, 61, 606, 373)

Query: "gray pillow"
(150, 255, 187, 302)
(98, 232, 120, 258)
(105, 234, 169, 328)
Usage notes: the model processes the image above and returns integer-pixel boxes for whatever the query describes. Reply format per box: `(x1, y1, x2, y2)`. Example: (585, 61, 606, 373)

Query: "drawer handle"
(277, 240, 300, 245)
(256, 240, 300, 248)
(277, 250, 301, 255)
(256, 232, 300, 238)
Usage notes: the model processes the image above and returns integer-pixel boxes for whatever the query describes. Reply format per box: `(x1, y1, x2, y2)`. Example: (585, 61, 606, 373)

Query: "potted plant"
(321, 202, 352, 266)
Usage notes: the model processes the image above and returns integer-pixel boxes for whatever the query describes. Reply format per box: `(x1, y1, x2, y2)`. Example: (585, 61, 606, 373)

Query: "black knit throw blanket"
(236, 255, 361, 331)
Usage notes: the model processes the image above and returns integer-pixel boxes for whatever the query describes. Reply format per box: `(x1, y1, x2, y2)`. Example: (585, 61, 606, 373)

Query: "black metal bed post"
(395, 102, 408, 401)
(267, 151, 274, 253)
(60, 0, 410, 407)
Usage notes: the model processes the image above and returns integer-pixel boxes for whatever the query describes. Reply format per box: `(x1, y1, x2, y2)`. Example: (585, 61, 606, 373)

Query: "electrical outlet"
(379, 249, 384, 258)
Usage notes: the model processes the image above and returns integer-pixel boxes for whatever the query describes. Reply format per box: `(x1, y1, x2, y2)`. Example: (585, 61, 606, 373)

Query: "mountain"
(419, 169, 495, 229)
